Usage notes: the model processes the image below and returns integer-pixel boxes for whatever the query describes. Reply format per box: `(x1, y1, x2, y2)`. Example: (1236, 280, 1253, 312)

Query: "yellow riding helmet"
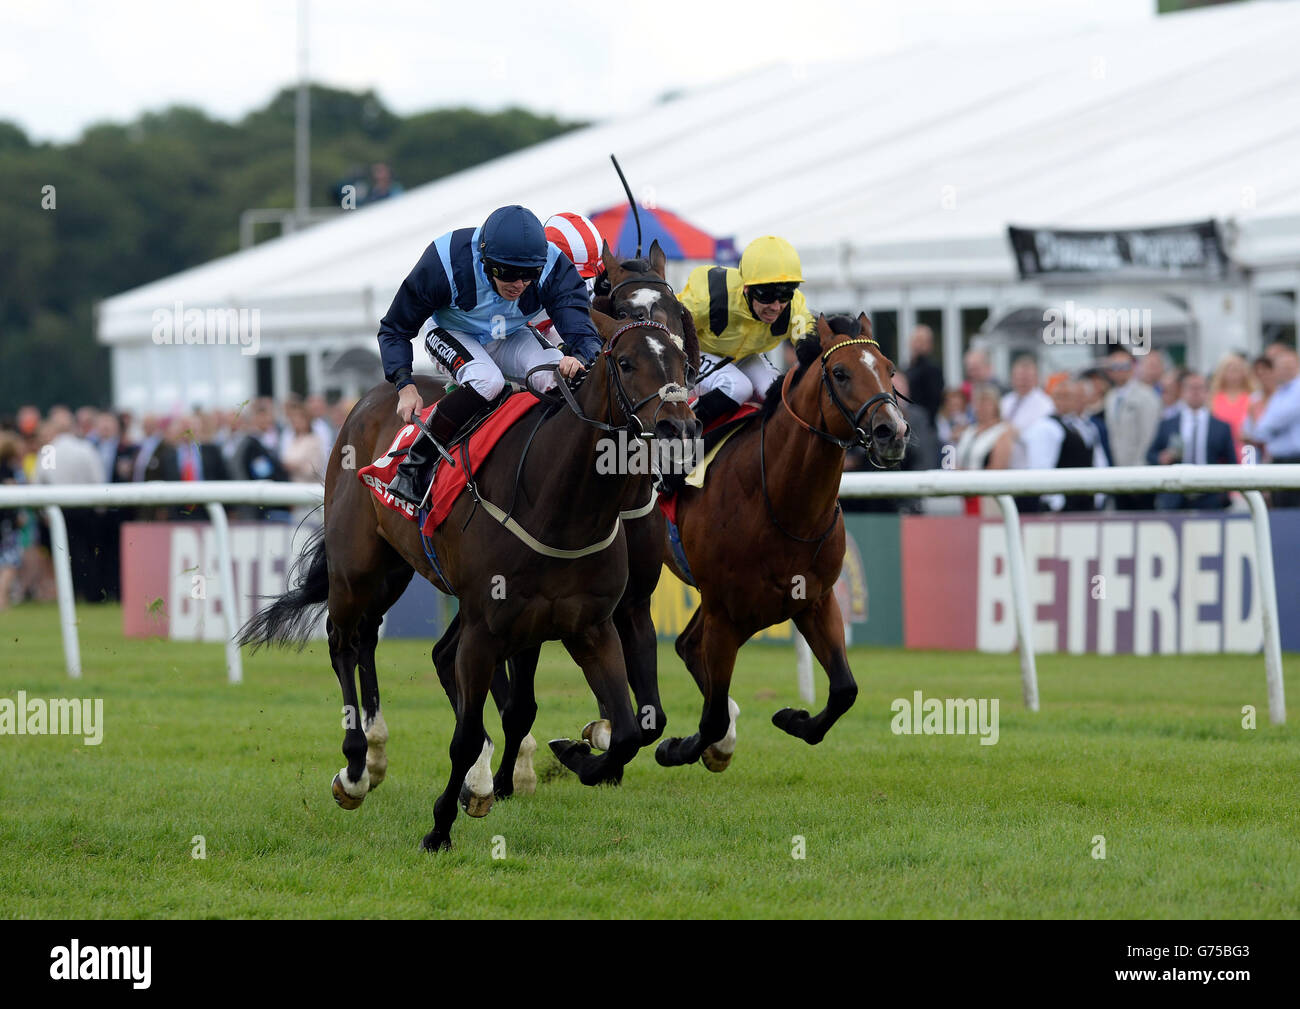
(739, 236, 803, 285)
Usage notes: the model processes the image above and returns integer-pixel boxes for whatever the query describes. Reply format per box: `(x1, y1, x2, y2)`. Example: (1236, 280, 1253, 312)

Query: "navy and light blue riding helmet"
(478, 205, 548, 269)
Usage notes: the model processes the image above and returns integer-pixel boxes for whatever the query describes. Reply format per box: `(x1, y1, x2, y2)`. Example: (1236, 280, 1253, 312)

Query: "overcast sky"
(3, 0, 1154, 142)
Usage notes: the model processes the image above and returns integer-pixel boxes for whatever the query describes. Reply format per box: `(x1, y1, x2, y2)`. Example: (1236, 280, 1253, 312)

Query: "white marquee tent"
(99, 0, 1300, 411)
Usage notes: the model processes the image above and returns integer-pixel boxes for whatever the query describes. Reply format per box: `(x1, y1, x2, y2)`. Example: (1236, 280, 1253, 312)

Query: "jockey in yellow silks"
(678, 235, 815, 426)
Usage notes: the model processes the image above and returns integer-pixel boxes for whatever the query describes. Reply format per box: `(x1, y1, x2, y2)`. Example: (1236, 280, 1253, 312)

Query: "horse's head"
(589, 307, 699, 448)
(805, 312, 909, 467)
(597, 239, 700, 378)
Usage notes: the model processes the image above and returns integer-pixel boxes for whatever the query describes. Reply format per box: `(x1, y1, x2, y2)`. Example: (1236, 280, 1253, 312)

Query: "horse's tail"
(237, 526, 330, 652)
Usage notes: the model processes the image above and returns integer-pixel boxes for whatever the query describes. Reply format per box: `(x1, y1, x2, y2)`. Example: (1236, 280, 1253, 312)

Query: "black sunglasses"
(485, 259, 543, 283)
(749, 283, 798, 304)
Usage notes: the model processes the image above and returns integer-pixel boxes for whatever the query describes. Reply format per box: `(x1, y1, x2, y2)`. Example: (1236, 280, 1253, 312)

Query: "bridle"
(607, 271, 701, 387)
(758, 333, 902, 550)
(528, 318, 689, 440)
(778, 335, 903, 468)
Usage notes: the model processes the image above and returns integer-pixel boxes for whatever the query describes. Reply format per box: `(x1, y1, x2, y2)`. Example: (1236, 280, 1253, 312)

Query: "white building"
(98, 0, 1300, 411)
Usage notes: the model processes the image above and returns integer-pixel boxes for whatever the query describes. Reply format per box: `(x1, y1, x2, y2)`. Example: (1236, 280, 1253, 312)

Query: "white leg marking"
(513, 733, 538, 795)
(365, 709, 389, 785)
(713, 697, 741, 756)
(464, 738, 495, 799)
(337, 764, 370, 798)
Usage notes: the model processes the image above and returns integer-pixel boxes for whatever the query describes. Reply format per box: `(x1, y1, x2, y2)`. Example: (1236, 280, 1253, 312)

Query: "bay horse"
(239, 311, 696, 851)
(651, 312, 908, 769)
(568, 312, 907, 769)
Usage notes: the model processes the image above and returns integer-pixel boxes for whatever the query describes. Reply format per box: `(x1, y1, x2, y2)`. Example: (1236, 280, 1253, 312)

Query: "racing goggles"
(484, 259, 543, 283)
(748, 283, 799, 304)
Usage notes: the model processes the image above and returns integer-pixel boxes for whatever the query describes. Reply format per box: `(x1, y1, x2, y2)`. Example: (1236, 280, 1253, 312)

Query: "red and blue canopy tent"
(588, 204, 737, 264)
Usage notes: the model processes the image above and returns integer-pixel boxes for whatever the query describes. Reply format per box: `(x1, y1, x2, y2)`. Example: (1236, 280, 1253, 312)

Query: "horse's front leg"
(772, 591, 857, 744)
(422, 624, 495, 852)
(491, 648, 540, 799)
(656, 609, 740, 769)
(583, 596, 666, 751)
(550, 618, 639, 785)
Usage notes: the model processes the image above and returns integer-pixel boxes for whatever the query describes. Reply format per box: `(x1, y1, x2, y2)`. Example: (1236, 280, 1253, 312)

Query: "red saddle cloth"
(658, 401, 760, 525)
(358, 392, 538, 535)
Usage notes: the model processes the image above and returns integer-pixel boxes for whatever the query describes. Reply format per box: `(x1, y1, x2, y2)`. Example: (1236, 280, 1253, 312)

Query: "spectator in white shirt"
(1019, 378, 1108, 512)
(1000, 354, 1054, 468)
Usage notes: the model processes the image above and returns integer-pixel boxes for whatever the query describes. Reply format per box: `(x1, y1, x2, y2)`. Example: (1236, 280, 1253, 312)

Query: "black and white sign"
(1008, 221, 1227, 280)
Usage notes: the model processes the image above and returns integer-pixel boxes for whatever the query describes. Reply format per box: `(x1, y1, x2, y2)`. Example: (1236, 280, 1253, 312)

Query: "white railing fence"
(3, 465, 1298, 724)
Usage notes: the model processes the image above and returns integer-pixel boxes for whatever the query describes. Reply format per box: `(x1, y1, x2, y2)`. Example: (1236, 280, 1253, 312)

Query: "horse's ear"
(648, 239, 667, 278)
(857, 311, 874, 341)
(601, 239, 622, 283)
(815, 313, 833, 342)
(590, 307, 618, 344)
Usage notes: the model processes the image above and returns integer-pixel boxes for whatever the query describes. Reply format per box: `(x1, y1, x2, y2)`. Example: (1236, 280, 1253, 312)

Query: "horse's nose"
(655, 417, 696, 444)
(873, 416, 908, 458)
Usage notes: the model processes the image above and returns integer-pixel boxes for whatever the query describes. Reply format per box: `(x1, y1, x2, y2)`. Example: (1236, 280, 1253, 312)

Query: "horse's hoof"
(459, 780, 494, 818)
(581, 719, 612, 751)
(366, 763, 386, 791)
(701, 746, 733, 773)
(332, 773, 365, 810)
(772, 707, 807, 735)
(549, 738, 590, 774)
(420, 832, 451, 853)
(655, 737, 688, 767)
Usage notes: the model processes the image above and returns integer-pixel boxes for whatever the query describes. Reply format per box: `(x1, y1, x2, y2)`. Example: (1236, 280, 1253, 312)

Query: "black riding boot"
(387, 385, 488, 507)
(692, 389, 738, 429)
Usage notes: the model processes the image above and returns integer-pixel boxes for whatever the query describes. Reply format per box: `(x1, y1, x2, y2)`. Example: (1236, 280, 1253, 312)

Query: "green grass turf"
(1, 602, 1297, 919)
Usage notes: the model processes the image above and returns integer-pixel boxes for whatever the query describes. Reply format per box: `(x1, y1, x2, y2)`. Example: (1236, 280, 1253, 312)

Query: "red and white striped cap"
(544, 212, 604, 279)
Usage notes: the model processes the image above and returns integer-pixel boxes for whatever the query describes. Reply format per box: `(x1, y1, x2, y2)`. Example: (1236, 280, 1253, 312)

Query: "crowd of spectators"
(861, 326, 1300, 516)
(5, 334, 1300, 606)
(0, 395, 351, 608)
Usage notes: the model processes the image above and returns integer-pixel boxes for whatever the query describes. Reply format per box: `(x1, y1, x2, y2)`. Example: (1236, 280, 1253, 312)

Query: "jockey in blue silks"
(378, 204, 602, 507)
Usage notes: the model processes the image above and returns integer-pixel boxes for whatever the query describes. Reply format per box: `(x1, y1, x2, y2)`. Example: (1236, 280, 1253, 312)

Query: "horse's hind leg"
(492, 648, 540, 799)
(773, 592, 857, 745)
(357, 569, 413, 791)
(656, 610, 741, 769)
(422, 624, 496, 852)
(328, 607, 370, 809)
(549, 618, 639, 786)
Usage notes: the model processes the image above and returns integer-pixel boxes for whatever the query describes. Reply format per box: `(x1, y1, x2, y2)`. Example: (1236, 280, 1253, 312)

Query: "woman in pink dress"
(1210, 353, 1253, 457)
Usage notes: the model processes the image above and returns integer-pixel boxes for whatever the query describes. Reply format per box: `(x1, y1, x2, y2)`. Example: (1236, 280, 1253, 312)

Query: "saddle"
(358, 388, 534, 528)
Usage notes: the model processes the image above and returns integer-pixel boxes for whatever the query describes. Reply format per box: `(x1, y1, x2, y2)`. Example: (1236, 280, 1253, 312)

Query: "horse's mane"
(759, 315, 860, 419)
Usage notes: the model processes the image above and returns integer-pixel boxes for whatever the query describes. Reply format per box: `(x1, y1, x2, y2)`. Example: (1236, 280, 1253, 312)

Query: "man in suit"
(1147, 371, 1236, 509)
(1104, 348, 1163, 509)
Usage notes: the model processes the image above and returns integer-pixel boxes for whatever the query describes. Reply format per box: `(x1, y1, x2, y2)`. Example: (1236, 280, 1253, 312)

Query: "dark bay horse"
(442, 240, 702, 777)
(239, 312, 695, 851)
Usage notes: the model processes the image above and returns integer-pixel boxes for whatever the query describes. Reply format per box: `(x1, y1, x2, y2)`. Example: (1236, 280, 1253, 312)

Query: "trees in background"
(0, 88, 584, 411)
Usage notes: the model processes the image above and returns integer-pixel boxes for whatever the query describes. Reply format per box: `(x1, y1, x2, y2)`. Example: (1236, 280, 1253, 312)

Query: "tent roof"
(99, 0, 1300, 343)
